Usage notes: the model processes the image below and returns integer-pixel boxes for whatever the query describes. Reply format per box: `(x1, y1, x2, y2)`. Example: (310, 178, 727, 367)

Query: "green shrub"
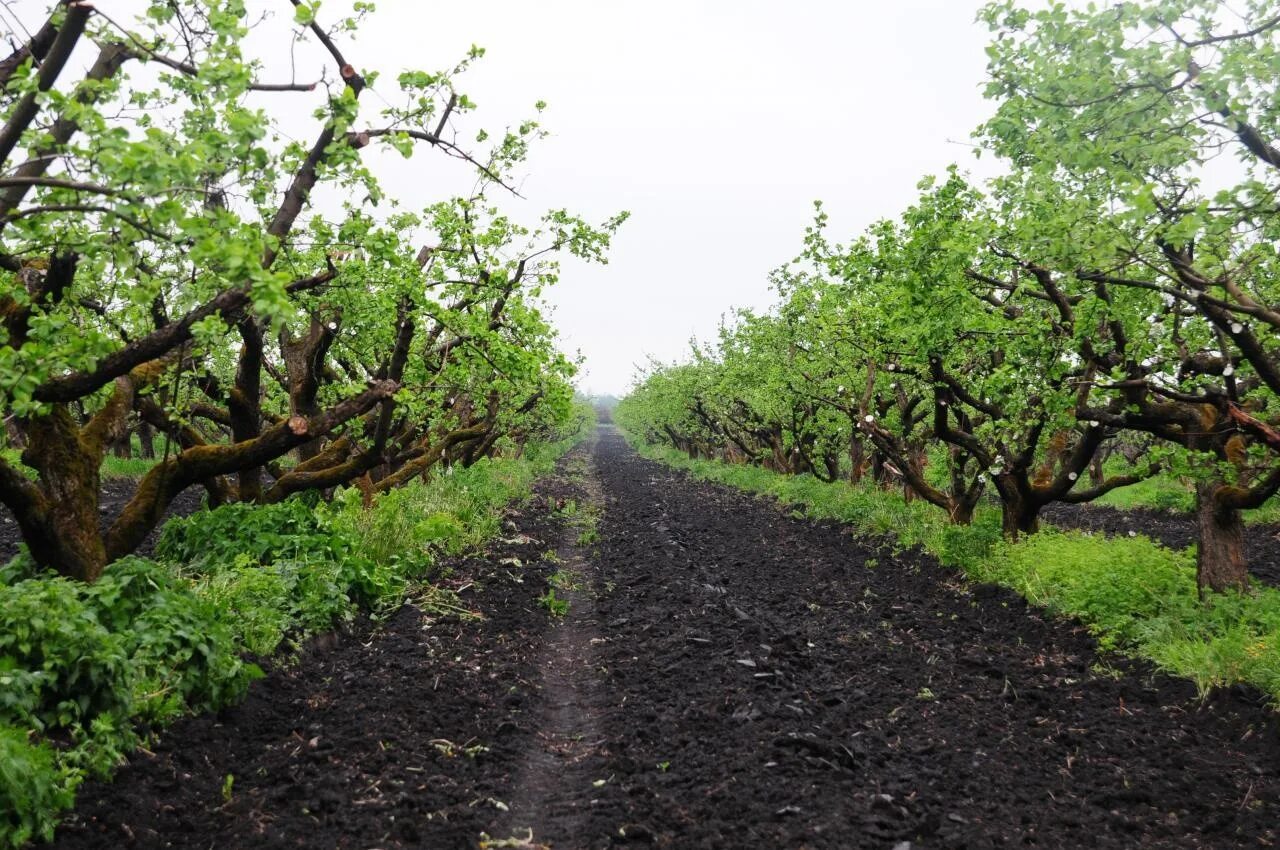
(331, 454, 546, 574)
(156, 497, 353, 569)
(287, 558, 359, 633)
(0, 556, 256, 742)
(193, 559, 293, 656)
(124, 588, 255, 721)
(0, 578, 130, 734)
(934, 513, 1002, 572)
(192, 552, 377, 654)
(0, 724, 77, 847)
(90, 557, 256, 722)
(0, 552, 40, 586)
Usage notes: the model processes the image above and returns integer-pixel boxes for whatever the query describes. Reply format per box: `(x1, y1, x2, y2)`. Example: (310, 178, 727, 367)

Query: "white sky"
(353, 0, 1003, 395)
(8, 0, 1007, 395)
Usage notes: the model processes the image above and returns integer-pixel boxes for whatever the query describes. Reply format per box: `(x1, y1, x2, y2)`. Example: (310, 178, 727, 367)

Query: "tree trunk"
(4, 418, 25, 449)
(951, 501, 975, 525)
(1195, 479, 1248, 595)
(229, 318, 265, 500)
(1000, 493, 1041, 540)
(823, 451, 840, 482)
(15, 488, 105, 581)
(281, 315, 339, 463)
(848, 435, 866, 484)
(21, 408, 107, 581)
(138, 421, 155, 459)
(1088, 454, 1104, 488)
(871, 453, 886, 486)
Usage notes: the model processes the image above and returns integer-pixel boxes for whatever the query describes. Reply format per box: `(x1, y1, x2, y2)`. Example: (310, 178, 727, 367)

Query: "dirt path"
(53, 428, 1280, 849)
(485, 444, 612, 847)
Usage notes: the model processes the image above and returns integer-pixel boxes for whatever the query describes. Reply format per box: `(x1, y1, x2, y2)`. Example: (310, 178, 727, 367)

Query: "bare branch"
(0, 1, 92, 167)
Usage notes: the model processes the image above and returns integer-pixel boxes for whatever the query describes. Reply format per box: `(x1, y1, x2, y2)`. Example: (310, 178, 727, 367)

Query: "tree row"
(0, 1, 623, 581)
(620, 0, 1280, 594)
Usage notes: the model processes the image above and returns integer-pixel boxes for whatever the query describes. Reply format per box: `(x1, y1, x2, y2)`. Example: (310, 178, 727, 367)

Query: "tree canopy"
(0, 0, 625, 581)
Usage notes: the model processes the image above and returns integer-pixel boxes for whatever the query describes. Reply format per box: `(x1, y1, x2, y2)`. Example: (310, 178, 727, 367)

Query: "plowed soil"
(50, 428, 1280, 849)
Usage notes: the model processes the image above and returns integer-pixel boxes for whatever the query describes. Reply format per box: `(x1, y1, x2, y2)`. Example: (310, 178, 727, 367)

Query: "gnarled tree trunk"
(1195, 479, 1248, 595)
(19, 407, 108, 581)
(997, 479, 1042, 540)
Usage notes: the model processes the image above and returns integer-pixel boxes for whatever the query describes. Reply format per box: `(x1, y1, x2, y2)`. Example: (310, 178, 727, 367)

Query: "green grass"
(100, 456, 159, 480)
(1089, 467, 1280, 525)
(976, 531, 1280, 697)
(332, 436, 581, 572)
(0, 449, 157, 482)
(1093, 472, 1194, 513)
(1245, 500, 1280, 525)
(624, 433, 1280, 706)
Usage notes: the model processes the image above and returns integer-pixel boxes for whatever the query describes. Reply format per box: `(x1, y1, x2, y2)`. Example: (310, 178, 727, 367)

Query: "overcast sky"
(372, 0, 1008, 395)
(11, 0, 1008, 395)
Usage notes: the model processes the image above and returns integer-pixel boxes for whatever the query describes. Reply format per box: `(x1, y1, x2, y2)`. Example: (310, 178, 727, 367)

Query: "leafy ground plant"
(538, 588, 570, 617)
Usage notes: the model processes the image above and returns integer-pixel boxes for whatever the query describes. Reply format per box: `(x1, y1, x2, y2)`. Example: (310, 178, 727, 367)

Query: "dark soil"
(1043, 502, 1280, 587)
(51, 428, 1280, 848)
(0, 478, 204, 564)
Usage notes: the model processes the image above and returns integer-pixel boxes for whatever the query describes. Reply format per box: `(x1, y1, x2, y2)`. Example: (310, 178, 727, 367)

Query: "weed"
(538, 588, 570, 617)
(479, 829, 550, 849)
(431, 738, 490, 759)
(549, 570, 580, 592)
(221, 774, 235, 804)
(409, 585, 482, 622)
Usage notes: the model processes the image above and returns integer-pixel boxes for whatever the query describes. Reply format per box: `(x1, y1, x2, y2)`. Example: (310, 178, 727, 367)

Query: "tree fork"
(105, 381, 397, 560)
